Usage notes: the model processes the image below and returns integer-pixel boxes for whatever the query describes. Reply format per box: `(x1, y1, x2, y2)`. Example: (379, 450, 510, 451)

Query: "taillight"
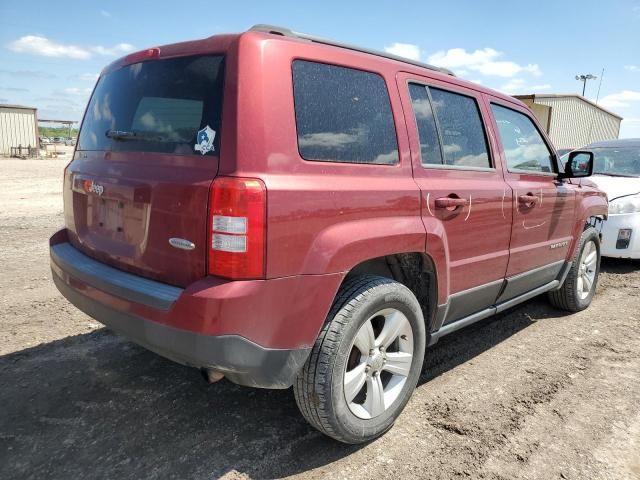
(207, 177, 266, 279)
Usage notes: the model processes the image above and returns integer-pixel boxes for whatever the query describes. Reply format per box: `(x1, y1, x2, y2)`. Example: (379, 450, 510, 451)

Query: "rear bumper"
(50, 230, 344, 388)
(600, 212, 640, 259)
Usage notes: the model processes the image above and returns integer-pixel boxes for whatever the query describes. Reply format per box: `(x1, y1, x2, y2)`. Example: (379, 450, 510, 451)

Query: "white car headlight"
(609, 194, 640, 214)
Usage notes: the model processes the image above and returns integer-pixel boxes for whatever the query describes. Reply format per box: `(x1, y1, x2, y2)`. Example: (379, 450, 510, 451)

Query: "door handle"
(518, 194, 538, 206)
(434, 197, 469, 209)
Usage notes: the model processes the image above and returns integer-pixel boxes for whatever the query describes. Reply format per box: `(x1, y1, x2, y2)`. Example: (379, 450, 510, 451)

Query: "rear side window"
(408, 83, 442, 165)
(292, 60, 398, 165)
(79, 55, 224, 155)
(429, 88, 490, 168)
(491, 104, 554, 173)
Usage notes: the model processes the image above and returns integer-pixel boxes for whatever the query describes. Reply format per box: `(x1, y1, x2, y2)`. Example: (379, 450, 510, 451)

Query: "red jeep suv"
(50, 25, 608, 443)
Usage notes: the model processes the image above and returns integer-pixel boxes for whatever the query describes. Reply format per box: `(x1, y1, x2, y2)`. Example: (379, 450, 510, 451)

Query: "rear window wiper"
(106, 129, 141, 141)
(105, 129, 175, 142)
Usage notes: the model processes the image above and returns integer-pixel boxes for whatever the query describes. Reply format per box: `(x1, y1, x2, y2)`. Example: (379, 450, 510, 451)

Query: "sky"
(1, 0, 639, 138)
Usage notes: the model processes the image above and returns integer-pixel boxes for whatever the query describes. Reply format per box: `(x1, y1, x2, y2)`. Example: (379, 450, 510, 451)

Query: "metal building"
(514, 94, 622, 150)
(0, 104, 39, 156)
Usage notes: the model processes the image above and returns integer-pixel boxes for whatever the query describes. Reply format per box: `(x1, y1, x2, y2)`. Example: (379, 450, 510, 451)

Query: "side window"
(292, 60, 399, 165)
(429, 88, 491, 168)
(408, 83, 443, 165)
(491, 104, 554, 173)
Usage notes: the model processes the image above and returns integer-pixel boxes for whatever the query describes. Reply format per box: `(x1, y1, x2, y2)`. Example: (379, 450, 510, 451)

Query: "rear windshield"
(79, 55, 224, 155)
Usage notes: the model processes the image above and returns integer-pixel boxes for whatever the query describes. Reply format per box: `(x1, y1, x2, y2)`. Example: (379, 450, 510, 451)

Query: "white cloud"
(64, 87, 93, 97)
(498, 79, 552, 95)
(8, 35, 91, 59)
(0, 69, 55, 79)
(100, 10, 112, 17)
(530, 84, 552, 91)
(620, 118, 640, 138)
(0, 86, 29, 92)
(427, 47, 542, 78)
(7, 35, 134, 60)
(384, 43, 421, 61)
(79, 73, 99, 81)
(500, 78, 525, 94)
(598, 90, 640, 108)
(91, 44, 135, 56)
(624, 65, 640, 72)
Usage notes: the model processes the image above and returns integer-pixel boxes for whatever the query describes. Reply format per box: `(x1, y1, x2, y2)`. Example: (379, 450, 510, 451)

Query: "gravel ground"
(1, 158, 639, 480)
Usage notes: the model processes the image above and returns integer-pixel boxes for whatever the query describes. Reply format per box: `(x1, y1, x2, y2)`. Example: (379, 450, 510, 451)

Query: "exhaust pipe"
(201, 368, 225, 384)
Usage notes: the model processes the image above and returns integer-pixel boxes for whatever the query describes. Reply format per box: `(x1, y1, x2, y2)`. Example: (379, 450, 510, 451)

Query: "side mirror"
(560, 150, 594, 179)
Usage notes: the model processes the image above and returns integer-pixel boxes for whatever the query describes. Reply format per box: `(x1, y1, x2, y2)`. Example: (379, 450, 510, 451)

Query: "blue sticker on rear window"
(195, 125, 216, 155)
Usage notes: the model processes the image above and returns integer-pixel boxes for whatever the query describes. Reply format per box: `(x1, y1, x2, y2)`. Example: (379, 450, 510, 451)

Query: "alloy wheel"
(343, 308, 414, 419)
(577, 240, 597, 300)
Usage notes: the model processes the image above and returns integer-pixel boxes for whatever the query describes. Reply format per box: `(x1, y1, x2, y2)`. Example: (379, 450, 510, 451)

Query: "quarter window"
(491, 104, 554, 173)
(292, 60, 399, 165)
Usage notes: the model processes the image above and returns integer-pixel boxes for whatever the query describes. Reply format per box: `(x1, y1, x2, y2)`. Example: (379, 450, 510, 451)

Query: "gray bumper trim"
(51, 265, 310, 389)
(51, 243, 183, 310)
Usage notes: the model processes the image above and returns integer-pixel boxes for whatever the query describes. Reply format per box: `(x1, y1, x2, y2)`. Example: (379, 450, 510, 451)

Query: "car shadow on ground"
(600, 257, 640, 275)
(0, 297, 568, 479)
(421, 296, 570, 384)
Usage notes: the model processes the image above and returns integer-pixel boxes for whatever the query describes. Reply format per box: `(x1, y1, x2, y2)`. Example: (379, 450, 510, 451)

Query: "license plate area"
(87, 196, 149, 245)
(96, 198, 124, 234)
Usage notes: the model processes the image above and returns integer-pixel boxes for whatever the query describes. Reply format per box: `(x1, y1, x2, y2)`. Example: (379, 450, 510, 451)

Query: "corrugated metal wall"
(0, 107, 38, 155)
(528, 102, 551, 132)
(533, 97, 621, 149)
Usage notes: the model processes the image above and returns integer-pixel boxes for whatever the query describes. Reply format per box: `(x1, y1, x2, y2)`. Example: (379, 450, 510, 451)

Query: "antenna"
(595, 68, 604, 104)
(587, 68, 605, 144)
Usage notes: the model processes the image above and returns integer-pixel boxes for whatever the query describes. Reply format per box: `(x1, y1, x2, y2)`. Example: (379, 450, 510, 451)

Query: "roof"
(0, 104, 37, 111)
(246, 25, 529, 110)
(585, 138, 640, 148)
(514, 94, 623, 120)
(249, 24, 455, 76)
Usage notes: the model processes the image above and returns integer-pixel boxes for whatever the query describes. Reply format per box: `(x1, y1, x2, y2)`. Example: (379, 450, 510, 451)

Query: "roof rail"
(249, 24, 455, 77)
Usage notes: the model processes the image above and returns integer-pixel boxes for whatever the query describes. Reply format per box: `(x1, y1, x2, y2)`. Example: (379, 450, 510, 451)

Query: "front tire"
(548, 227, 601, 312)
(294, 275, 426, 444)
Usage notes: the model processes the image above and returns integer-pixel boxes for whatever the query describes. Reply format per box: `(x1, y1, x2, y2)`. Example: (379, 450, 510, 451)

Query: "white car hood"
(588, 175, 640, 201)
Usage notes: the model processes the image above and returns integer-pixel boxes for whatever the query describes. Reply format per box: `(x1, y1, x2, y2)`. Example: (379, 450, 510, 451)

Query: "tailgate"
(65, 53, 225, 288)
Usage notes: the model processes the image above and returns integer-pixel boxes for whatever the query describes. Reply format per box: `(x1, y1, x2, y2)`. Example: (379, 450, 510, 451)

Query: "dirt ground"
(1, 158, 639, 480)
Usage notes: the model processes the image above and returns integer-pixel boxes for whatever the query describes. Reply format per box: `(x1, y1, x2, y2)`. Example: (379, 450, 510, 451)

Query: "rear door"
(487, 99, 576, 301)
(398, 73, 513, 323)
(65, 54, 225, 287)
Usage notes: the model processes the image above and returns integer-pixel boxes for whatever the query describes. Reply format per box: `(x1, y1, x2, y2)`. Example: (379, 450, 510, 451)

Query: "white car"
(580, 139, 640, 259)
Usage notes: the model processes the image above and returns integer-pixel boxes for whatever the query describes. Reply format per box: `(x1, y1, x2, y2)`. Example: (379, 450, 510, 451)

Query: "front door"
(487, 99, 576, 301)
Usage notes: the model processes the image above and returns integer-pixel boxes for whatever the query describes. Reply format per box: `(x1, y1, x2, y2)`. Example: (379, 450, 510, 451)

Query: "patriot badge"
(194, 125, 216, 155)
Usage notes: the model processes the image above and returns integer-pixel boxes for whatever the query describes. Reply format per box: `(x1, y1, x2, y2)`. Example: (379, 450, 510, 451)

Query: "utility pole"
(575, 73, 597, 96)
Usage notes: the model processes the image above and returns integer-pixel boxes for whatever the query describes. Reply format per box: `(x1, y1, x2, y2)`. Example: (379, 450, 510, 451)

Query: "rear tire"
(294, 275, 426, 444)
(548, 227, 600, 312)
